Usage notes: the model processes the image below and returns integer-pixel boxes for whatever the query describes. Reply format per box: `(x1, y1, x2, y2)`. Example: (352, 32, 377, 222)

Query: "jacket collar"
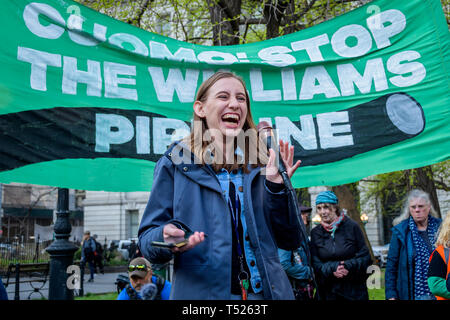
(165, 141, 262, 194)
(392, 219, 410, 246)
(393, 216, 442, 245)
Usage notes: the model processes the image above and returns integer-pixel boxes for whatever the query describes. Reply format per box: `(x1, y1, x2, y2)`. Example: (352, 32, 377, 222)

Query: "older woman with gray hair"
(385, 189, 442, 300)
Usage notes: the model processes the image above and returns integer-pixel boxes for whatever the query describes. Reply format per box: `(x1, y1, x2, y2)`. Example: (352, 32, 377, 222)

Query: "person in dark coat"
(385, 189, 441, 300)
(92, 234, 104, 274)
(81, 231, 97, 282)
(138, 71, 303, 300)
(310, 191, 372, 300)
(128, 240, 138, 261)
(300, 205, 312, 238)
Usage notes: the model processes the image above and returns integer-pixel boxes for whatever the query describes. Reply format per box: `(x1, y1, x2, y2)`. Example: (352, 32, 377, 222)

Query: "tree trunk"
(263, 0, 289, 39)
(283, 0, 302, 35)
(206, 0, 241, 45)
(332, 185, 375, 262)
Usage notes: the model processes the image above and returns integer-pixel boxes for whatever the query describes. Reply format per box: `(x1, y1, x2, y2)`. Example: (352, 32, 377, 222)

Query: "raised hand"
(265, 139, 301, 184)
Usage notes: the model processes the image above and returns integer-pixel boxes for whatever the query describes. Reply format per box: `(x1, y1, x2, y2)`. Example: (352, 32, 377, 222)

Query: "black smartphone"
(151, 239, 189, 249)
(150, 231, 208, 249)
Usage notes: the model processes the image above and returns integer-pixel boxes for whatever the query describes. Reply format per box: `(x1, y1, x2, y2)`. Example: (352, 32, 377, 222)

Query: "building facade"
(83, 184, 449, 247)
(82, 191, 149, 246)
(0, 183, 84, 243)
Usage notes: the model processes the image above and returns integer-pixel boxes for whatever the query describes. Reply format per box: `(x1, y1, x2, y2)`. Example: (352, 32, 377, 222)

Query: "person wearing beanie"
(310, 190, 372, 300)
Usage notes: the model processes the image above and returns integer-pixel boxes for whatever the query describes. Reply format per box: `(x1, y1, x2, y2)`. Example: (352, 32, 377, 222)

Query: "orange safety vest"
(429, 245, 450, 300)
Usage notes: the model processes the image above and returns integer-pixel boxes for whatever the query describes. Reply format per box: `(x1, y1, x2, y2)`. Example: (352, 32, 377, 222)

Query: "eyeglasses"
(128, 264, 148, 272)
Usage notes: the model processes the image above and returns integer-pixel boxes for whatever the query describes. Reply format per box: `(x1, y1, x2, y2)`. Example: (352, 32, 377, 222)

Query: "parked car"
(117, 238, 138, 261)
(108, 240, 120, 250)
(372, 244, 389, 268)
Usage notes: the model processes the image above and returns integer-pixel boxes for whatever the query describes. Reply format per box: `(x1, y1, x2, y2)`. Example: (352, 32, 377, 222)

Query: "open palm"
(265, 139, 301, 184)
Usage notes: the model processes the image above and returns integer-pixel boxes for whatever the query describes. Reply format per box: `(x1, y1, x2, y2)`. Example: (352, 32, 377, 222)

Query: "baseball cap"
(300, 205, 312, 213)
(128, 257, 152, 279)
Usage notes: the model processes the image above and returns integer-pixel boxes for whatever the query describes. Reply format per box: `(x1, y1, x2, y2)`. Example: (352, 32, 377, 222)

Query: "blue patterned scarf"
(409, 215, 440, 299)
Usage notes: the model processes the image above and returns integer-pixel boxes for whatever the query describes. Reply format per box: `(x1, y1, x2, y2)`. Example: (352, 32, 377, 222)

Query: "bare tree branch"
(136, 0, 153, 28)
(434, 179, 450, 191)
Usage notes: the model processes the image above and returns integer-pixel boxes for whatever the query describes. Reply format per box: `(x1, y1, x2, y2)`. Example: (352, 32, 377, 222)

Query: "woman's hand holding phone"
(152, 223, 206, 253)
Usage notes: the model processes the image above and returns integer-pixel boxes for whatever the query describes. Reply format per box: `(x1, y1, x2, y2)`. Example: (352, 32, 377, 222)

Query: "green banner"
(0, 0, 448, 191)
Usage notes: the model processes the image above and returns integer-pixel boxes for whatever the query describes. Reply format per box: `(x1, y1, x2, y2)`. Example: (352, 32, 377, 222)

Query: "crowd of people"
(134, 71, 449, 301)
(123, 187, 448, 301)
(2, 71, 447, 301)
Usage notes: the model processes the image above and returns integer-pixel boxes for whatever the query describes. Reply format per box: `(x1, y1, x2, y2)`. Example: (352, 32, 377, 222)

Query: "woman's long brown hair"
(183, 71, 268, 172)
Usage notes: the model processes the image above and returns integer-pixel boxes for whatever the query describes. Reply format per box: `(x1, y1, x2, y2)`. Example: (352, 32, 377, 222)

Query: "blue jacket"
(0, 276, 8, 300)
(385, 217, 441, 300)
(81, 237, 96, 261)
(278, 246, 311, 281)
(138, 144, 302, 300)
(116, 275, 171, 300)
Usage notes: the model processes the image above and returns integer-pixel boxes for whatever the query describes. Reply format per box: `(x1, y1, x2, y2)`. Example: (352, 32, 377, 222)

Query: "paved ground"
(5, 271, 125, 300)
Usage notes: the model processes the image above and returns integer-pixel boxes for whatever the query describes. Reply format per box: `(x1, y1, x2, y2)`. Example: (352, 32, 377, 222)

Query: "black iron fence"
(0, 237, 52, 274)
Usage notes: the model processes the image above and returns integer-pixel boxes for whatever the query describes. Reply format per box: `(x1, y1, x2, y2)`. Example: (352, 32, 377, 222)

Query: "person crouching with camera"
(117, 257, 171, 300)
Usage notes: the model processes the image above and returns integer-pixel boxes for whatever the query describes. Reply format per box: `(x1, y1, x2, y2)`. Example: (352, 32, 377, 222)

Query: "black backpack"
(83, 239, 94, 257)
(115, 274, 129, 293)
(153, 275, 166, 300)
(95, 240, 103, 254)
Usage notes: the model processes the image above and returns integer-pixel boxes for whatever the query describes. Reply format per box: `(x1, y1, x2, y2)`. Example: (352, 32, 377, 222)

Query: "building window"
(127, 210, 139, 239)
